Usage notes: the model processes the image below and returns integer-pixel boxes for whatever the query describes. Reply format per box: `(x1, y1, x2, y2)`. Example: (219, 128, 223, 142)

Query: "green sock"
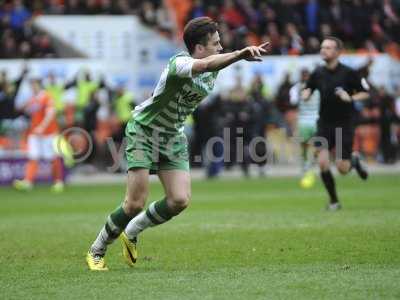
(91, 204, 134, 256)
(105, 205, 133, 238)
(145, 198, 174, 225)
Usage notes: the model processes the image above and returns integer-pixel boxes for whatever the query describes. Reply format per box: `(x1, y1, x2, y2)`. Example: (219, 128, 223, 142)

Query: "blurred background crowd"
(1, 62, 399, 177)
(1, 0, 400, 58)
(1, 0, 400, 178)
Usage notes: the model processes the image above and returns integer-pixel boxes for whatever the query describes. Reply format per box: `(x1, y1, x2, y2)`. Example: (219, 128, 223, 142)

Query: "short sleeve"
(170, 56, 194, 78)
(348, 69, 369, 93)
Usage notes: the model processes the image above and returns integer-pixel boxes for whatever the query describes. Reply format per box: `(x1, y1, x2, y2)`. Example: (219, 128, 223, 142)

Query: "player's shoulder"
(338, 63, 356, 74)
(312, 65, 325, 75)
(168, 51, 194, 77)
(169, 51, 192, 63)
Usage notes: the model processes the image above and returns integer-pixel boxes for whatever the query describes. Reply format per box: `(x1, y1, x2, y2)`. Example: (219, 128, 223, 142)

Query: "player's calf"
(123, 169, 149, 215)
(317, 149, 330, 172)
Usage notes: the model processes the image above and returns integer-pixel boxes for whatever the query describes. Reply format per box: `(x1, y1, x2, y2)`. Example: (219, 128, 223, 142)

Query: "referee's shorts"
(313, 121, 354, 160)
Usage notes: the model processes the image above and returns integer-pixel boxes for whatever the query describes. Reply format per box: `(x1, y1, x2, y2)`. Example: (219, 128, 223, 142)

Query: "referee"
(302, 36, 369, 211)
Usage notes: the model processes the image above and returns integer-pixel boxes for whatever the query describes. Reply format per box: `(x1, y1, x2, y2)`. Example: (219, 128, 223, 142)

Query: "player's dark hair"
(183, 17, 218, 55)
(324, 36, 344, 50)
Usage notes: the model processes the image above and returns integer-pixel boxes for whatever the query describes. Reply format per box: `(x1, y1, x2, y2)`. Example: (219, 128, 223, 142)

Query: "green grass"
(1, 174, 399, 299)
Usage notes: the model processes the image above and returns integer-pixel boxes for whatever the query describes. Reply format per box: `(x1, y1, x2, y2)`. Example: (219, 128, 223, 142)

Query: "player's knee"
(319, 160, 330, 172)
(168, 192, 191, 213)
(123, 193, 147, 216)
(336, 162, 350, 175)
(317, 150, 330, 171)
(123, 199, 144, 216)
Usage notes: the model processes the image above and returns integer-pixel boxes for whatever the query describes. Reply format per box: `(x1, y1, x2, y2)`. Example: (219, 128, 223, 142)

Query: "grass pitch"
(1, 173, 399, 299)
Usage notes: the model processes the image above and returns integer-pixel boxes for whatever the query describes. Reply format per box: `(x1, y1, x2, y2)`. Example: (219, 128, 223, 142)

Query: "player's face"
(320, 40, 340, 62)
(301, 71, 309, 81)
(200, 31, 223, 57)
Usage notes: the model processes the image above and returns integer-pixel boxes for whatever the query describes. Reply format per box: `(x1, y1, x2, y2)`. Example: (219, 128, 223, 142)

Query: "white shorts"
(27, 134, 57, 160)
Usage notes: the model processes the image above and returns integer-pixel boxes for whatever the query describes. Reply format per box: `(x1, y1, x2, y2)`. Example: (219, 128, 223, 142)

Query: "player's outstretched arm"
(192, 42, 270, 76)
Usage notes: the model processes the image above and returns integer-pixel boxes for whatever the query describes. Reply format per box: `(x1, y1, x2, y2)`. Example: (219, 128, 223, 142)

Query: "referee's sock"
(320, 170, 339, 204)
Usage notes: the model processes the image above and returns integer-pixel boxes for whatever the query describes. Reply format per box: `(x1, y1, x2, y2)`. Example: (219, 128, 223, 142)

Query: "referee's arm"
(336, 70, 370, 103)
(350, 91, 369, 101)
(349, 70, 370, 101)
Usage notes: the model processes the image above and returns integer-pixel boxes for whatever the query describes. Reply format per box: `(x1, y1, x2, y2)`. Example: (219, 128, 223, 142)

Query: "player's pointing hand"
(239, 42, 270, 61)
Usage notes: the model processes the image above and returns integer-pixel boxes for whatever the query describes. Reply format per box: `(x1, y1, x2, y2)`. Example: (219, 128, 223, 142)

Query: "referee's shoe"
(351, 153, 368, 180)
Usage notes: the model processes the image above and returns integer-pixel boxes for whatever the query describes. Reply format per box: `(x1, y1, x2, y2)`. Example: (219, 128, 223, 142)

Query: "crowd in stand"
(0, 0, 57, 58)
(187, 0, 400, 55)
(0, 0, 176, 58)
(1, 0, 400, 59)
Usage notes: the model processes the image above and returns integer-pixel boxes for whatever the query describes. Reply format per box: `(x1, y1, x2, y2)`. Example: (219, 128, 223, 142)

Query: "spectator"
(10, 0, 31, 30)
(2, 34, 17, 59)
(304, 36, 320, 54)
(156, 1, 176, 37)
(275, 73, 297, 136)
(378, 87, 397, 163)
(45, 0, 65, 15)
(140, 1, 157, 27)
(114, 0, 134, 15)
(0, 66, 28, 119)
(305, 0, 318, 35)
(65, 0, 83, 15)
(285, 23, 303, 54)
(221, 0, 245, 29)
(188, 0, 206, 20)
(110, 83, 135, 144)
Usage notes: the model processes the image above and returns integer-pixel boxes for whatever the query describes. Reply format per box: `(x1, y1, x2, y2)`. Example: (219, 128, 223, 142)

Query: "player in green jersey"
(289, 69, 320, 188)
(86, 16, 270, 271)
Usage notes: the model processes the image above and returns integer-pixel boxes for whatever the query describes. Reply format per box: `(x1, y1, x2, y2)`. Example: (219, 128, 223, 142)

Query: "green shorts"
(125, 120, 189, 173)
(299, 123, 317, 142)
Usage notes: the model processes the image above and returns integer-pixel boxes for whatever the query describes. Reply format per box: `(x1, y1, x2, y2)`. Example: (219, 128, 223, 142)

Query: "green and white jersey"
(133, 52, 218, 135)
(290, 82, 320, 126)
